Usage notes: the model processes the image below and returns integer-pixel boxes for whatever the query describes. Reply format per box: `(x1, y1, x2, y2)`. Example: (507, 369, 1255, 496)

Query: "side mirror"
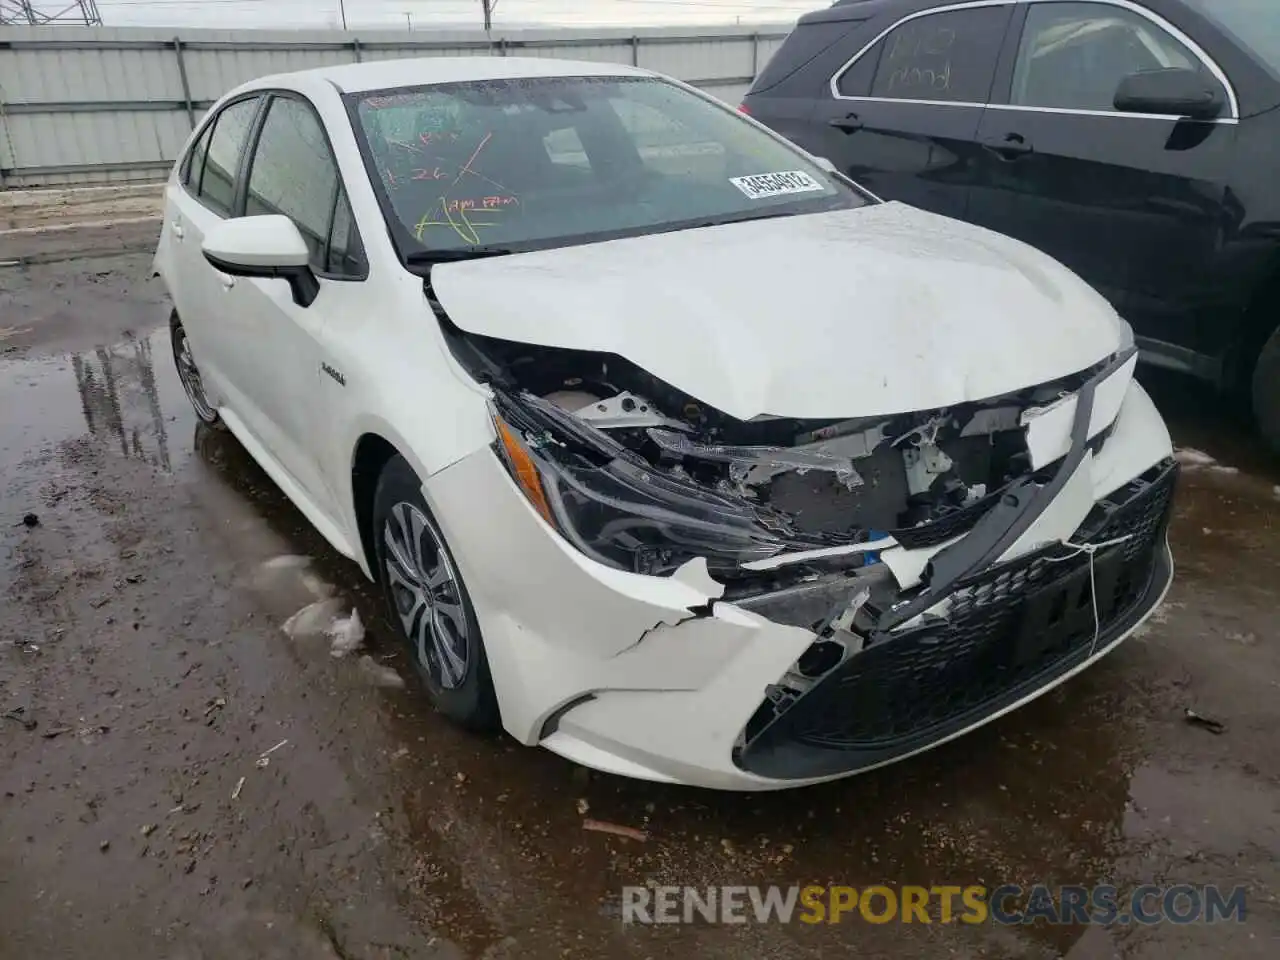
(202, 215, 320, 308)
(1114, 68, 1224, 120)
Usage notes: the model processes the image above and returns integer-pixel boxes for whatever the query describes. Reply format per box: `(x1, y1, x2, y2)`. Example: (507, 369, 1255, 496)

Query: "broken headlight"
(490, 392, 791, 576)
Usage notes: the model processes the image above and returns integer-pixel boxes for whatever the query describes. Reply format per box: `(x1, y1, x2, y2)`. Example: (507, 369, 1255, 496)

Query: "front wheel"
(373, 454, 500, 731)
(1252, 325, 1280, 455)
(170, 312, 221, 427)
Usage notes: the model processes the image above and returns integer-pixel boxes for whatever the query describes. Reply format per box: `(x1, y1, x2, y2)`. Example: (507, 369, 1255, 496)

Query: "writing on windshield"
(353, 76, 857, 255)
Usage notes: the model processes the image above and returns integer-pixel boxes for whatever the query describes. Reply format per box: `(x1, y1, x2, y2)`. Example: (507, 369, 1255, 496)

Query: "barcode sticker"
(729, 170, 825, 200)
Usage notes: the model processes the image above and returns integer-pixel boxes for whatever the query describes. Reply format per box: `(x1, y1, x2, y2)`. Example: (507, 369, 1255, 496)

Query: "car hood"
(430, 202, 1126, 421)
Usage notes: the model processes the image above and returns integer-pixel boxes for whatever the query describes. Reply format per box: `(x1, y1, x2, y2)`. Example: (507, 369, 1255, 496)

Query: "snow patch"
(1174, 448, 1216, 467)
(327, 608, 365, 659)
(357, 655, 406, 689)
(281, 597, 346, 639)
(300, 572, 335, 600)
(261, 554, 311, 571)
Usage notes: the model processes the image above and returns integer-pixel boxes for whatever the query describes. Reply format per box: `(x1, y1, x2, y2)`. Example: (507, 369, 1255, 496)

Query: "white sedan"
(154, 57, 1177, 790)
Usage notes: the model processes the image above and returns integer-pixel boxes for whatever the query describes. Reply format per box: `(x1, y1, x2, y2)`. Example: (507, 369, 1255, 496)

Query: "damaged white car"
(154, 57, 1177, 790)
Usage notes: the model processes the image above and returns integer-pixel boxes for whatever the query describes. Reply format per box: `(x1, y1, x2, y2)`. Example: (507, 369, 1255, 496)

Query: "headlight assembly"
(490, 391, 793, 576)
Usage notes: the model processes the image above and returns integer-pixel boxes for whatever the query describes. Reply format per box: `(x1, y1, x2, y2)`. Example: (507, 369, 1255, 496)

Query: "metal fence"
(0, 23, 791, 188)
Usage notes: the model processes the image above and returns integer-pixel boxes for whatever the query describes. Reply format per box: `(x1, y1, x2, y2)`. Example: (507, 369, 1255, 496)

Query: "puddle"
(0, 326, 193, 479)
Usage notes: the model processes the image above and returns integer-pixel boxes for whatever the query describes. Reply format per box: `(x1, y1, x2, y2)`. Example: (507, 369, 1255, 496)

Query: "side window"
(181, 121, 213, 191)
(245, 97, 340, 270)
(838, 6, 1011, 103)
(199, 98, 261, 216)
(1010, 2, 1222, 112)
(245, 96, 365, 278)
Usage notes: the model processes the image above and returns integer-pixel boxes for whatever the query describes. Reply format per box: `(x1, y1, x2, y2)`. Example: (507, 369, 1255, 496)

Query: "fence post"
(351, 38, 362, 62)
(0, 91, 11, 191)
(173, 37, 195, 129)
(751, 33, 760, 80)
(631, 35, 639, 67)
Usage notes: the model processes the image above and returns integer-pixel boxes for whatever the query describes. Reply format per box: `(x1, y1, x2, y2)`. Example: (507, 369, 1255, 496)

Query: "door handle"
(980, 133, 1033, 160)
(218, 274, 236, 290)
(829, 112, 864, 134)
(171, 221, 185, 240)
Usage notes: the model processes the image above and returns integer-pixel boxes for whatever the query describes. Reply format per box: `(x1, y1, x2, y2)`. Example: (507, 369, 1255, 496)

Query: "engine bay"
(446, 325, 1099, 560)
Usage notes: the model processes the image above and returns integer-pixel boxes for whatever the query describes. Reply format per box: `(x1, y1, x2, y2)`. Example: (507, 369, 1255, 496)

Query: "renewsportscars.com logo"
(618, 884, 1248, 926)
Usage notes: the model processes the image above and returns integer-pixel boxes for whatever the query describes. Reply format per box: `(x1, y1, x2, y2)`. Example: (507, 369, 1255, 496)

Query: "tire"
(1252, 325, 1280, 455)
(169, 311, 221, 427)
(373, 454, 500, 731)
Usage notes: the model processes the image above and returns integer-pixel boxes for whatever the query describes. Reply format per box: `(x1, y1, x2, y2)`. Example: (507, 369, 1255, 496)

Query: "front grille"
(737, 458, 1177, 780)
(1077, 459, 1179, 561)
(890, 489, 1001, 549)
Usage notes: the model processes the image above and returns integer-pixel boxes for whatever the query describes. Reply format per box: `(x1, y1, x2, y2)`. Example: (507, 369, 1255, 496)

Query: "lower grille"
(737, 459, 1178, 780)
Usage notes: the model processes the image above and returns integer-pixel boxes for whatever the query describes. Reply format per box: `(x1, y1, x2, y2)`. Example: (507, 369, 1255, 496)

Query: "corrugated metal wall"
(0, 23, 791, 188)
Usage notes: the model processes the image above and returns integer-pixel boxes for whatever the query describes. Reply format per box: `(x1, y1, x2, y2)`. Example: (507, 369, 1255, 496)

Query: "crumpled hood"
(431, 202, 1125, 421)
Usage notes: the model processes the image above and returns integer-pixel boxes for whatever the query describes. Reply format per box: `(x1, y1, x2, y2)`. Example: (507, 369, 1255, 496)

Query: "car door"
(165, 95, 265, 407)
(157, 120, 213, 331)
(969, 0, 1236, 350)
(812, 1, 1016, 220)
(219, 92, 369, 518)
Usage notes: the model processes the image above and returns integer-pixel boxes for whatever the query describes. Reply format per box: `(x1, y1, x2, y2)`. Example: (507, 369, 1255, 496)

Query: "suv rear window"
(751, 19, 868, 93)
(837, 5, 1011, 103)
(1183, 0, 1280, 81)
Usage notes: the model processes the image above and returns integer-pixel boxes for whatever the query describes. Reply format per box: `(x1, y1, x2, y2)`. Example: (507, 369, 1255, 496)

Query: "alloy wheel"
(382, 501, 470, 689)
(173, 326, 217, 423)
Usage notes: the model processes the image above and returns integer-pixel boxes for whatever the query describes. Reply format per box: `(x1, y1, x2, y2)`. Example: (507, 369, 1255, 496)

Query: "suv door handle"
(980, 133, 1033, 160)
(829, 113, 864, 134)
(171, 221, 185, 240)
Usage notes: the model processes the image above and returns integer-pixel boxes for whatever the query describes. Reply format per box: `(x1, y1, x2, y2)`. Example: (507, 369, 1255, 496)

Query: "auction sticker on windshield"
(730, 171, 825, 200)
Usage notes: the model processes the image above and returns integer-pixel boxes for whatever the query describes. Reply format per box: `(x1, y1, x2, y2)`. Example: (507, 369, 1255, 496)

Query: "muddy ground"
(1, 221, 1277, 960)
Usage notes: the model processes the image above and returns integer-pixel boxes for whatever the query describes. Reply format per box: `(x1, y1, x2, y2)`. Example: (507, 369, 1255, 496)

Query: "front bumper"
(423, 378, 1175, 791)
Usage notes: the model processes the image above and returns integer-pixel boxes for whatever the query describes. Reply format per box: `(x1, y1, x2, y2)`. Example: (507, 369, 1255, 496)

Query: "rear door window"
(196, 97, 262, 216)
(181, 121, 213, 189)
(837, 4, 1012, 103)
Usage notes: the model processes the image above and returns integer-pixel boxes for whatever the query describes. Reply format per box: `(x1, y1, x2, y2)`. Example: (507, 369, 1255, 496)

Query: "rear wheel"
(170, 312, 220, 427)
(1252, 326, 1280, 454)
(372, 455, 500, 731)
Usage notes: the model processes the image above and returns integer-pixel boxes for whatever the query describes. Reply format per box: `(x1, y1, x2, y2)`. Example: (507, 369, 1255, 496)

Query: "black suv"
(743, 0, 1280, 451)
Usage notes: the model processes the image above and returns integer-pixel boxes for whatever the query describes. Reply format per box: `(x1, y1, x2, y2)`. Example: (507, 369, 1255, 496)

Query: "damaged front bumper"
(422, 364, 1175, 790)
(736, 457, 1175, 780)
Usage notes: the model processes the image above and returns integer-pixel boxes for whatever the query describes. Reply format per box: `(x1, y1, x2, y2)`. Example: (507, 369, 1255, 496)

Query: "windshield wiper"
(405, 246, 518, 266)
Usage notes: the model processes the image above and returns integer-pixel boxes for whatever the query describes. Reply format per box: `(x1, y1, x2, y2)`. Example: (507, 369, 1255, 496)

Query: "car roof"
(809, 0, 1182, 27)
(254, 56, 653, 95)
(803, 0, 934, 27)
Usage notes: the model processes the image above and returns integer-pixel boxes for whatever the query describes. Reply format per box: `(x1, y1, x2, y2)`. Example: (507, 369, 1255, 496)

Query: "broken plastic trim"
(874, 346, 1136, 634)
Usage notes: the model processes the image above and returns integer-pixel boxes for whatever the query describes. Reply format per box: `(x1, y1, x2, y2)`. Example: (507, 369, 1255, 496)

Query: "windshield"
(349, 75, 866, 259)
(1184, 0, 1280, 79)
